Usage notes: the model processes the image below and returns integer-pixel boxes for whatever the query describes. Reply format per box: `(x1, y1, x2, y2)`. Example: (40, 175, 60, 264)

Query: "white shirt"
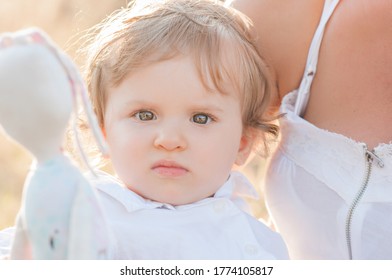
(0, 171, 288, 260)
(92, 171, 289, 259)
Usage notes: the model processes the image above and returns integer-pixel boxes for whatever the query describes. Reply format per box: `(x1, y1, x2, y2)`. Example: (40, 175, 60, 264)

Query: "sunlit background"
(0, 0, 268, 230)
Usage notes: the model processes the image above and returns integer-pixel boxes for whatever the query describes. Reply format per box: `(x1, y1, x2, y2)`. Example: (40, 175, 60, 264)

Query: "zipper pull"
(365, 150, 385, 168)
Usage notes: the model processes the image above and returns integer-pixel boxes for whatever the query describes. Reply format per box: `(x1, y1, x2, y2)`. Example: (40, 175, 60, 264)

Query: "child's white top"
(0, 171, 288, 260)
(90, 171, 288, 259)
(265, 0, 392, 259)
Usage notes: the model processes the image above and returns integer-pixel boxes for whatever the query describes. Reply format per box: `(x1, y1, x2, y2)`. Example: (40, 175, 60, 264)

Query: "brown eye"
(192, 113, 211, 124)
(135, 110, 156, 121)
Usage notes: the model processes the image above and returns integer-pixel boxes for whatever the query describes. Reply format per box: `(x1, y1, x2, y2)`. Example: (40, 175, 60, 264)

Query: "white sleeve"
(0, 227, 15, 259)
(245, 215, 290, 260)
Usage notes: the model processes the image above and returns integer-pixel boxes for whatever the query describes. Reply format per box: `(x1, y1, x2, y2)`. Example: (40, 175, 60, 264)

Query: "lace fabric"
(279, 91, 392, 203)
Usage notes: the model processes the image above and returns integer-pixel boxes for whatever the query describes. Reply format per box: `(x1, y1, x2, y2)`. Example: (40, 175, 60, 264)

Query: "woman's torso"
(254, 0, 392, 259)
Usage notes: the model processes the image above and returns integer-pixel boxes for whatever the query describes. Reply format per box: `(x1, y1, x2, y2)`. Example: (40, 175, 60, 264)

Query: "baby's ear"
(235, 129, 255, 166)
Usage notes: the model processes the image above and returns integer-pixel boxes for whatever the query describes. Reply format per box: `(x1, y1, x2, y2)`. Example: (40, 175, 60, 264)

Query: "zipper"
(345, 146, 384, 259)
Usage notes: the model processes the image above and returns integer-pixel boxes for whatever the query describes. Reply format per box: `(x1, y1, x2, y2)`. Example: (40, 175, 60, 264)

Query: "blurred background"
(0, 0, 268, 230)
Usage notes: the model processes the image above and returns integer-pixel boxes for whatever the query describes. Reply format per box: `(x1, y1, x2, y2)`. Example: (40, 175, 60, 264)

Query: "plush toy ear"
(74, 74, 108, 157)
(35, 28, 109, 159)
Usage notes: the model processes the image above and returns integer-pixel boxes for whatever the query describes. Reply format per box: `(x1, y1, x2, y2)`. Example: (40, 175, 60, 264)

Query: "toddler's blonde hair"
(84, 0, 278, 155)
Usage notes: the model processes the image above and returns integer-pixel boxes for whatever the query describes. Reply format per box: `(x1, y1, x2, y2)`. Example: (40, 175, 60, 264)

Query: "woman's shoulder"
(231, 0, 325, 101)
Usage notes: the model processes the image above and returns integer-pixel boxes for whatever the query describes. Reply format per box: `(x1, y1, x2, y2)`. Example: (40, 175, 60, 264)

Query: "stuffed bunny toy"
(0, 28, 111, 259)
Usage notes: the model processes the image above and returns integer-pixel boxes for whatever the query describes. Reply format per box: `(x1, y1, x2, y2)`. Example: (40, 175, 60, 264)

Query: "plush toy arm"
(10, 215, 32, 259)
(12, 156, 112, 259)
(68, 178, 112, 259)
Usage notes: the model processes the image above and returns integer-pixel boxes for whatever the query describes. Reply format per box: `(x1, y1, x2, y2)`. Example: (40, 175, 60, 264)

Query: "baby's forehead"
(124, 49, 243, 98)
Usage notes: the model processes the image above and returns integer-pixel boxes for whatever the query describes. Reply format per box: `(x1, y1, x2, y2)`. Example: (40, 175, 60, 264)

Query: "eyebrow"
(190, 104, 225, 113)
(120, 99, 154, 109)
(122, 99, 225, 111)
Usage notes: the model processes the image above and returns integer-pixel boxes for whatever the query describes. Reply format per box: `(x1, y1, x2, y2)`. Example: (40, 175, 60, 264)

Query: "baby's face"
(103, 55, 252, 205)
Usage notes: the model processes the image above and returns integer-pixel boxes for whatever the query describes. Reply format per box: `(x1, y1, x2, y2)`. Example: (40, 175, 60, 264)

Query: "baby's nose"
(153, 121, 187, 151)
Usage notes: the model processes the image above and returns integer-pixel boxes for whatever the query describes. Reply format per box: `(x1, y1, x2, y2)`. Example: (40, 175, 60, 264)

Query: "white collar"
(87, 170, 259, 213)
